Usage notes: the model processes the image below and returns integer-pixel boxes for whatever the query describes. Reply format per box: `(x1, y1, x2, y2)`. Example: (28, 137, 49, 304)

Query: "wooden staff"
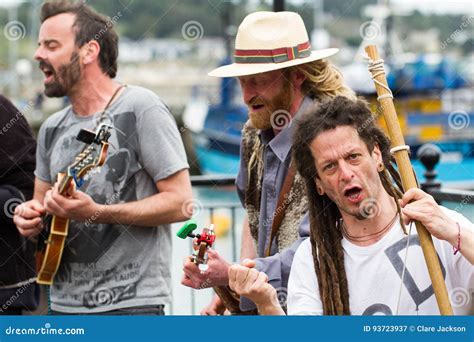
(365, 45, 453, 315)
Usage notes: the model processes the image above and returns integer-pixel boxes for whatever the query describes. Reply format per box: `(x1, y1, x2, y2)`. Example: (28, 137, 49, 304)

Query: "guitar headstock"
(67, 124, 113, 189)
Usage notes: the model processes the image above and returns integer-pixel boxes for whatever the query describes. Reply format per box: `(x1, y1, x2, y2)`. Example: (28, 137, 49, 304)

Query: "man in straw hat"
(228, 97, 473, 315)
(182, 11, 356, 314)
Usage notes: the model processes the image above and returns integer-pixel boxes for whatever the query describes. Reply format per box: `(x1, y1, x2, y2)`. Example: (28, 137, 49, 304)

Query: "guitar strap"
(265, 162, 297, 257)
(95, 83, 126, 129)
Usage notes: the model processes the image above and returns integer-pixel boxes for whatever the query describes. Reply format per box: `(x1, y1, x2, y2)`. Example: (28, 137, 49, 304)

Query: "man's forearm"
(257, 302, 285, 315)
(94, 191, 189, 227)
(256, 291, 285, 315)
(240, 216, 257, 261)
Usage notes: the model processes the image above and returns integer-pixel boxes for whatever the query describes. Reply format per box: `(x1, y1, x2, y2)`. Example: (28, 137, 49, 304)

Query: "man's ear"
(314, 177, 324, 196)
(81, 40, 100, 65)
(291, 70, 306, 88)
(372, 143, 383, 165)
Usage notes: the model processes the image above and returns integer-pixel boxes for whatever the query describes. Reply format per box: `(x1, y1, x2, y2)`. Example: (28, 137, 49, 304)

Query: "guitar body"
(35, 125, 112, 285)
(36, 215, 69, 285)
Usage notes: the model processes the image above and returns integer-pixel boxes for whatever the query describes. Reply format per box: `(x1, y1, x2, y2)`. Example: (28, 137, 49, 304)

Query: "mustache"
(247, 96, 266, 106)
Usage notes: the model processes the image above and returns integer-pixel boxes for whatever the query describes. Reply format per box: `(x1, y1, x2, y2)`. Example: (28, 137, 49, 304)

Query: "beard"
(247, 78, 294, 130)
(42, 51, 82, 98)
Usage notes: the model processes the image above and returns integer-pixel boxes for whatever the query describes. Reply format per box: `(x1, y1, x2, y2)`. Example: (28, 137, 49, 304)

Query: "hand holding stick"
(365, 45, 453, 315)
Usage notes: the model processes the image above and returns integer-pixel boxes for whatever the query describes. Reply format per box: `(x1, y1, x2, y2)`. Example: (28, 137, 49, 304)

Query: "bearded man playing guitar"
(13, 1, 192, 315)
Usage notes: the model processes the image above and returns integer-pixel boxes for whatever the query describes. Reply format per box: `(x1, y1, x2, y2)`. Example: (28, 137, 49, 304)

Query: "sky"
(389, 0, 474, 15)
(0, 0, 473, 15)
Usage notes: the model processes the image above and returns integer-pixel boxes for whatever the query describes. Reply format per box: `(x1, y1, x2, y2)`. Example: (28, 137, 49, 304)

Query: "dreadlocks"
(292, 96, 405, 315)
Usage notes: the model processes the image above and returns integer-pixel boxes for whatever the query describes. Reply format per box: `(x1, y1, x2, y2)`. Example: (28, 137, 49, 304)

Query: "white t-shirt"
(287, 208, 473, 315)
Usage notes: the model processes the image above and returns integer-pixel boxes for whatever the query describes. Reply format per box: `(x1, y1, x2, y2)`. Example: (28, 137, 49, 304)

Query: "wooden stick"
(365, 45, 453, 315)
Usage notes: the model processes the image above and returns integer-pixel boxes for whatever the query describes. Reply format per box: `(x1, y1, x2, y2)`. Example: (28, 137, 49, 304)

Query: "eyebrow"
(318, 147, 362, 167)
(38, 39, 61, 46)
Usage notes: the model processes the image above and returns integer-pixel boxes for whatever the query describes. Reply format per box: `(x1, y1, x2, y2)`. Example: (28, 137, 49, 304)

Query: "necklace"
(340, 212, 398, 243)
(95, 84, 125, 129)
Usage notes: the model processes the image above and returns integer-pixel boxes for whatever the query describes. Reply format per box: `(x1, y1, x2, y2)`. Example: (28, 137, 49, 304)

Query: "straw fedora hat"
(208, 11, 339, 78)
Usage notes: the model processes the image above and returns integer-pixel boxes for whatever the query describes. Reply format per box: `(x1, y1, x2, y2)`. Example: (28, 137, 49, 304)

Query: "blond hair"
(248, 59, 356, 188)
(290, 59, 356, 101)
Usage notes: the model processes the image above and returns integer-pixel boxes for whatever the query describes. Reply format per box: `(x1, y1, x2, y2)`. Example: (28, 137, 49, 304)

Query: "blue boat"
(185, 56, 473, 185)
(183, 58, 245, 175)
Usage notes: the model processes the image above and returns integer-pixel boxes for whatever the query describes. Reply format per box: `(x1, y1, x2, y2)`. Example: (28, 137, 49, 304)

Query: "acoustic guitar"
(36, 124, 112, 285)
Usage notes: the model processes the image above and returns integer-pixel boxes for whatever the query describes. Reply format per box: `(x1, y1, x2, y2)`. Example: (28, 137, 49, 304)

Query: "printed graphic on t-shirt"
(362, 235, 446, 315)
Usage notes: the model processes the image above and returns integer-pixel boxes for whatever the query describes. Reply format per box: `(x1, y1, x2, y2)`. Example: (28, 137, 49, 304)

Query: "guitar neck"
(58, 174, 74, 196)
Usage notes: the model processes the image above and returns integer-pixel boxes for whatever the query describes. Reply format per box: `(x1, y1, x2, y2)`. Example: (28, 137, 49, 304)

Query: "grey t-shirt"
(35, 85, 189, 313)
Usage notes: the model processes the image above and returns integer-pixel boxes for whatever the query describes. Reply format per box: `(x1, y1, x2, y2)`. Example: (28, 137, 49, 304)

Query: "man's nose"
(241, 83, 256, 105)
(338, 161, 354, 182)
(34, 45, 45, 61)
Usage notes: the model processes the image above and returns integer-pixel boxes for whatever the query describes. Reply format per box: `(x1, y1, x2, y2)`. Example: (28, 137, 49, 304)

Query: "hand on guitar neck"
(181, 249, 231, 289)
(42, 178, 101, 222)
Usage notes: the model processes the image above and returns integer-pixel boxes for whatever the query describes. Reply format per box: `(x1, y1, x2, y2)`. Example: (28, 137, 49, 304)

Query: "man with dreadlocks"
(181, 11, 355, 314)
(228, 97, 473, 315)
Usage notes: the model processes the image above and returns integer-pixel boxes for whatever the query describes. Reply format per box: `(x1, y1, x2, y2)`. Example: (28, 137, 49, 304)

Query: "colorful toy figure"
(177, 219, 216, 272)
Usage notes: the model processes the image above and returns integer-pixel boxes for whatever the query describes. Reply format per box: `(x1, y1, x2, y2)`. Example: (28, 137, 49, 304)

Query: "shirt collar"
(260, 97, 314, 162)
